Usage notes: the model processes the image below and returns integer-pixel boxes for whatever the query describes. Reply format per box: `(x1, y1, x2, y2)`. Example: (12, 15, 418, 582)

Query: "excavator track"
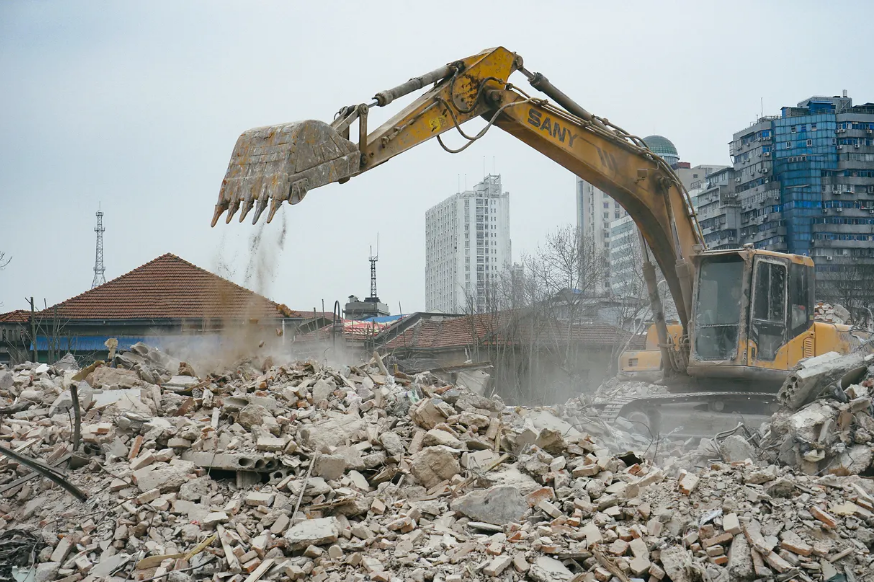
(593, 385, 779, 439)
(597, 391, 778, 422)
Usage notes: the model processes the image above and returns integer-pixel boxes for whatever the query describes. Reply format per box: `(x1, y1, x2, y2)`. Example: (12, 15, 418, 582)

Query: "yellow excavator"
(212, 47, 859, 435)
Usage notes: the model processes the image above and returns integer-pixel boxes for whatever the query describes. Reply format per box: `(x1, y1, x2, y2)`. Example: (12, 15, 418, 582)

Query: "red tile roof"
(38, 253, 294, 321)
(0, 310, 30, 324)
(383, 313, 643, 350)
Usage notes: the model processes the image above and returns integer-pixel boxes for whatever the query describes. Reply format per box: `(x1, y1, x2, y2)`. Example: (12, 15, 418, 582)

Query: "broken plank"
(243, 558, 274, 582)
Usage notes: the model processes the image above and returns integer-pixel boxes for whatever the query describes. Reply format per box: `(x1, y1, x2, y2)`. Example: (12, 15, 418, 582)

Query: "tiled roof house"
(1, 254, 316, 363)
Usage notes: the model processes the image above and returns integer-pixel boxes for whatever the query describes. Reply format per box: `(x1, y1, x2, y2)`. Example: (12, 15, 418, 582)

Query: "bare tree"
(457, 226, 624, 405)
(36, 302, 73, 364)
(824, 263, 874, 328)
(521, 226, 606, 397)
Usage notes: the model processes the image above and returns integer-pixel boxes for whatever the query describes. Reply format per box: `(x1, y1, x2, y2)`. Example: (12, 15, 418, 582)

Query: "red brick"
(810, 506, 838, 529)
(128, 435, 143, 460)
(702, 533, 733, 548)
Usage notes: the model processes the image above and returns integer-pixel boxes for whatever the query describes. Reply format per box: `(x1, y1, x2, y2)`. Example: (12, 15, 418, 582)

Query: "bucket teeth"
(214, 120, 361, 227)
(211, 203, 228, 228)
(225, 199, 241, 224)
(252, 195, 269, 224)
(266, 197, 283, 224)
(238, 195, 255, 223)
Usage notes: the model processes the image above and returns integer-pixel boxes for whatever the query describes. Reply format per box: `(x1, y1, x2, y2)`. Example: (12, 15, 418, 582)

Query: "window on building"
(806, 139, 812, 147)
(791, 126, 796, 133)
(811, 124, 817, 131)
(603, 202, 609, 208)
(786, 142, 792, 149)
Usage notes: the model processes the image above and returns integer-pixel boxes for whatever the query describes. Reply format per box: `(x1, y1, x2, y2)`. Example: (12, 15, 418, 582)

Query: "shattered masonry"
(0, 341, 872, 582)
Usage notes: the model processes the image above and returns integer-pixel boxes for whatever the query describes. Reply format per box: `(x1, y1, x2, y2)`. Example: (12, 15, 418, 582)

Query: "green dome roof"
(643, 135, 679, 158)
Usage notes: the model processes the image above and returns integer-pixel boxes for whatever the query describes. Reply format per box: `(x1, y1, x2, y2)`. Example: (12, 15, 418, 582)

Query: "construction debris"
(0, 344, 872, 582)
(759, 350, 874, 478)
(815, 302, 853, 326)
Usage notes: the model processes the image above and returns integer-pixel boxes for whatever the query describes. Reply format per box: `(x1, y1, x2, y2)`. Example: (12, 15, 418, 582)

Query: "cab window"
(788, 263, 814, 338)
(751, 259, 787, 361)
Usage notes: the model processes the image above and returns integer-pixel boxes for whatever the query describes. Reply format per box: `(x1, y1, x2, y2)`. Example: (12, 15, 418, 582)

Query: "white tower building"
(576, 177, 626, 292)
(425, 175, 511, 313)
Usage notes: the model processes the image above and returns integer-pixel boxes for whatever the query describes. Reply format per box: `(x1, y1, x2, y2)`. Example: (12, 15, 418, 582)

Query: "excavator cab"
(622, 248, 828, 386)
(687, 249, 819, 383)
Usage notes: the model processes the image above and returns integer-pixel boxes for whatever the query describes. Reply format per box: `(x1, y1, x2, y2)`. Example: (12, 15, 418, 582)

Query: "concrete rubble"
(759, 351, 874, 478)
(814, 302, 853, 326)
(0, 343, 871, 581)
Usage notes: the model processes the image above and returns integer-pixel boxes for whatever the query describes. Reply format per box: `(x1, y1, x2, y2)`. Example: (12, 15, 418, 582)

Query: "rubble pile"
(759, 351, 874, 477)
(0, 343, 871, 581)
(814, 303, 852, 326)
(635, 458, 874, 582)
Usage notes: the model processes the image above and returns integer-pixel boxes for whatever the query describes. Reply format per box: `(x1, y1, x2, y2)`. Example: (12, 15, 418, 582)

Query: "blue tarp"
(360, 314, 407, 324)
(32, 334, 226, 353)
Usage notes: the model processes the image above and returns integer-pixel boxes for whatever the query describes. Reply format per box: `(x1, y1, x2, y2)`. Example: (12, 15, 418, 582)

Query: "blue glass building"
(721, 93, 874, 288)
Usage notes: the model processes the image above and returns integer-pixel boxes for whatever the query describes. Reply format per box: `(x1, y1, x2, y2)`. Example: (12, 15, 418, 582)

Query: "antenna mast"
(92, 208, 106, 288)
(369, 234, 379, 299)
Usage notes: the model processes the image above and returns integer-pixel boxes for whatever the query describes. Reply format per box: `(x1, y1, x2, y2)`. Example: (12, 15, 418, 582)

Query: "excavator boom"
(213, 47, 703, 340)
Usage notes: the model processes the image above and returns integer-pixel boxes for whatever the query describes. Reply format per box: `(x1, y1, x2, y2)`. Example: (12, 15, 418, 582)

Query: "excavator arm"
(212, 46, 703, 354)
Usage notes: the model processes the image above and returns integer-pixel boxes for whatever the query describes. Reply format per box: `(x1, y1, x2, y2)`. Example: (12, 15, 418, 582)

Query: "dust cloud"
(152, 212, 314, 375)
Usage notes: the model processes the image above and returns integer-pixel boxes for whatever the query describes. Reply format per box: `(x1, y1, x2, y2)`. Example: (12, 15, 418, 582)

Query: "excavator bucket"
(212, 120, 361, 226)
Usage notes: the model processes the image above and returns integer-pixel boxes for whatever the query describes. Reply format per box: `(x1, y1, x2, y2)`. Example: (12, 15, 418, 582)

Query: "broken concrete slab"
(181, 451, 280, 473)
(313, 454, 346, 480)
(298, 416, 365, 452)
(659, 545, 693, 582)
(132, 460, 195, 492)
(778, 351, 869, 410)
(527, 555, 574, 582)
(720, 434, 755, 463)
(284, 517, 339, 550)
(451, 486, 528, 526)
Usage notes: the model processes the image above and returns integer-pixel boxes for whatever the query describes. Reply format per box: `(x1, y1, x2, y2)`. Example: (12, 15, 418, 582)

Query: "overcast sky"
(2, 1, 872, 314)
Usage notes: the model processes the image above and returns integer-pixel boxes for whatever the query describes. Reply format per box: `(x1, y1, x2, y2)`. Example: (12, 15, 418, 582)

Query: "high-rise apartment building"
(425, 175, 511, 313)
(576, 177, 626, 292)
(694, 93, 874, 287)
(607, 215, 638, 296)
(674, 162, 729, 193)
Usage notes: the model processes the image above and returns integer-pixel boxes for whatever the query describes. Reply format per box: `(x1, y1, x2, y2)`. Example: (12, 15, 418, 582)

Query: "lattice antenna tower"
(92, 207, 106, 288)
(369, 234, 379, 299)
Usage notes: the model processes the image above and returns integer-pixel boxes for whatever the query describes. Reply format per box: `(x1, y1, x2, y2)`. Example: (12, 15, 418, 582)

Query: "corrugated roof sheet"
(32, 334, 227, 352)
(295, 318, 397, 342)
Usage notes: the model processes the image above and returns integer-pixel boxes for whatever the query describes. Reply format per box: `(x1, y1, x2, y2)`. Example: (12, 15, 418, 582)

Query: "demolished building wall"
(378, 313, 639, 406)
